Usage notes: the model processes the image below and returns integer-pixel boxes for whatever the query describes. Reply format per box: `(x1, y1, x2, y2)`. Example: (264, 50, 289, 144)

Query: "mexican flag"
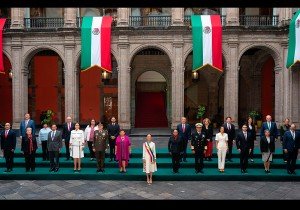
(81, 16, 113, 72)
(191, 15, 222, 72)
(0, 18, 6, 74)
(286, 10, 300, 69)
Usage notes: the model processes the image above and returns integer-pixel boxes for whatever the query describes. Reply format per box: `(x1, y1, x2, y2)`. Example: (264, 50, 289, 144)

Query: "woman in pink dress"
(115, 130, 131, 173)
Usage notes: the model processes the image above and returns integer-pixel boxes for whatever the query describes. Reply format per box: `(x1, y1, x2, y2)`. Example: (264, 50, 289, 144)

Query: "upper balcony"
(239, 15, 279, 27)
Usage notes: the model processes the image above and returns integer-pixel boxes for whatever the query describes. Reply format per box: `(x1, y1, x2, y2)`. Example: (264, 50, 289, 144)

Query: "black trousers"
(171, 153, 180, 172)
(87, 141, 95, 158)
(286, 149, 298, 173)
(240, 148, 249, 171)
(182, 139, 188, 160)
(227, 139, 233, 160)
(49, 151, 60, 170)
(65, 140, 70, 159)
(249, 142, 254, 159)
(24, 152, 36, 171)
(109, 140, 116, 160)
(4, 150, 14, 170)
(41, 141, 49, 160)
(95, 151, 105, 170)
(195, 150, 204, 172)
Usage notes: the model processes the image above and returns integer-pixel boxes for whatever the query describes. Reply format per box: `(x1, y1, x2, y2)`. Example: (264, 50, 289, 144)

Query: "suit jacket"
(260, 136, 275, 153)
(191, 131, 207, 151)
(62, 122, 75, 142)
(260, 121, 278, 138)
(223, 123, 236, 140)
(20, 119, 36, 137)
(236, 131, 251, 151)
(202, 125, 213, 142)
(107, 123, 120, 141)
(168, 135, 183, 154)
(280, 124, 290, 141)
(283, 130, 300, 152)
(21, 135, 38, 153)
(176, 123, 191, 142)
(47, 130, 63, 152)
(93, 130, 109, 152)
(247, 124, 256, 141)
(0, 130, 17, 151)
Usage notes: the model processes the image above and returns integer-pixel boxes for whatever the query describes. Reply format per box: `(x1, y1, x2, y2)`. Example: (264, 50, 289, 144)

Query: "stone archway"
(238, 47, 276, 126)
(26, 49, 65, 125)
(130, 47, 172, 128)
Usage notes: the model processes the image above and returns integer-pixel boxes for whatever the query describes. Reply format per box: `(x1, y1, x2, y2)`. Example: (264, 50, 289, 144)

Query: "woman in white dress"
(215, 126, 228, 173)
(143, 134, 157, 185)
(70, 123, 85, 172)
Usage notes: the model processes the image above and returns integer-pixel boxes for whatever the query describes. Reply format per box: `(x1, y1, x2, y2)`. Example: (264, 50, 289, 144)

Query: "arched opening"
(184, 51, 225, 127)
(79, 54, 118, 125)
(27, 50, 65, 125)
(0, 54, 12, 125)
(130, 47, 171, 128)
(238, 47, 275, 126)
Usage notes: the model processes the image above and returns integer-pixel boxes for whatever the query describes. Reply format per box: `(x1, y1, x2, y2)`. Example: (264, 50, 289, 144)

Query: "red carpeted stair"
(135, 92, 168, 128)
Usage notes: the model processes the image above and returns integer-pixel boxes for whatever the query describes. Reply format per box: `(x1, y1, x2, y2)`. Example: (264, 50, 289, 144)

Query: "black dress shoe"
(288, 171, 292, 174)
(292, 171, 296, 174)
(101, 169, 105, 173)
(241, 170, 245, 174)
(268, 170, 271, 174)
(195, 170, 199, 174)
(265, 170, 268, 174)
(4, 169, 9, 173)
(97, 169, 101, 173)
(49, 168, 54, 172)
(244, 170, 248, 174)
(54, 168, 59, 172)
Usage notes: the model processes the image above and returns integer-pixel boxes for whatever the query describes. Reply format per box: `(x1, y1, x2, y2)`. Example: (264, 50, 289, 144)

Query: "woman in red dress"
(115, 130, 131, 173)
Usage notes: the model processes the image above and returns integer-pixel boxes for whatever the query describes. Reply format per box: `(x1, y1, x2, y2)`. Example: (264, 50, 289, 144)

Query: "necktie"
(25, 120, 28, 128)
(52, 131, 55, 140)
(182, 124, 185, 133)
(268, 122, 271, 130)
(5, 130, 8, 138)
(293, 131, 295, 140)
(244, 132, 247, 140)
(228, 123, 231, 130)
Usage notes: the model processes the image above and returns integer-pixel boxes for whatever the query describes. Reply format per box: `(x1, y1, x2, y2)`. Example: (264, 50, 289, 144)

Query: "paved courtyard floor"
(0, 180, 299, 199)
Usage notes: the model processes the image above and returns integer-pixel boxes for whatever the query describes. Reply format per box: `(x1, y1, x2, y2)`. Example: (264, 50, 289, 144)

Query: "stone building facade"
(1, 8, 300, 130)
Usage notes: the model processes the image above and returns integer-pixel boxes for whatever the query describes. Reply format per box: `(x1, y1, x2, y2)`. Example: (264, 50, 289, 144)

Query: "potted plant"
(40, 109, 55, 126)
(196, 105, 206, 123)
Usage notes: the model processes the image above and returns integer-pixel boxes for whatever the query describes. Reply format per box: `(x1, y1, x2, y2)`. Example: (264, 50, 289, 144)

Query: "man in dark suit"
(283, 124, 300, 174)
(107, 117, 120, 162)
(236, 124, 252, 173)
(0, 123, 16, 172)
(19, 113, 36, 139)
(176, 117, 191, 162)
(223, 116, 236, 162)
(47, 124, 62, 172)
(168, 129, 184, 173)
(191, 123, 207, 174)
(260, 115, 278, 139)
(62, 116, 75, 160)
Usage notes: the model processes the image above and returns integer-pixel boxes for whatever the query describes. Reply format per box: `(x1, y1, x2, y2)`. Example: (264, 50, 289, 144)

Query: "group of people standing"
(167, 115, 300, 175)
(0, 113, 299, 185)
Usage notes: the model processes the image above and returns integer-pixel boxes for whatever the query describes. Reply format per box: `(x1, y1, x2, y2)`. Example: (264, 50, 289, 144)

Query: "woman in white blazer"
(84, 119, 98, 161)
(70, 123, 85, 172)
(215, 126, 228, 173)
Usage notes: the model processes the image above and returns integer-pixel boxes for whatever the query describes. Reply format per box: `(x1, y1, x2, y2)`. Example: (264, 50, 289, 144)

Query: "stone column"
(12, 41, 26, 129)
(64, 42, 79, 122)
(278, 8, 293, 26)
(171, 8, 184, 26)
(117, 36, 131, 129)
(64, 8, 77, 28)
(11, 8, 25, 29)
(171, 39, 184, 129)
(117, 8, 130, 27)
(224, 42, 239, 126)
(225, 8, 239, 26)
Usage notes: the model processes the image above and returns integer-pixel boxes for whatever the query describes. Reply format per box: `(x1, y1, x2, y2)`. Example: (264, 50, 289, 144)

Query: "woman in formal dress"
(202, 118, 214, 161)
(247, 117, 257, 162)
(142, 134, 157, 185)
(115, 130, 131, 173)
(84, 119, 98, 161)
(38, 123, 51, 161)
(260, 129, 275, 174)
(70, 123, 85, 172)
(215, 126, 228, 172)
(21, 127, 38, 172)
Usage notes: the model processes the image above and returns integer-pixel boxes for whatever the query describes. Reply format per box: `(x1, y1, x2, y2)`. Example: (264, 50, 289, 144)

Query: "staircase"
(0, 147, 299, 181)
